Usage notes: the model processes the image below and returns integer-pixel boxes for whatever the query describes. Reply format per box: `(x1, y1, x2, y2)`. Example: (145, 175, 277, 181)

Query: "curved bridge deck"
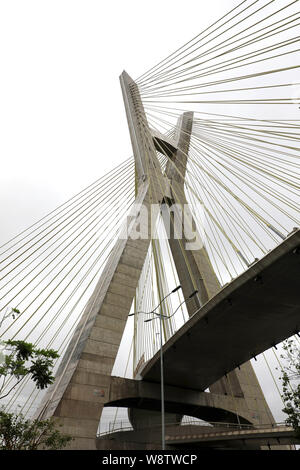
(97, 421, 298, 450)
(166, 423, 297, 449)
(140, 230, 300, 391)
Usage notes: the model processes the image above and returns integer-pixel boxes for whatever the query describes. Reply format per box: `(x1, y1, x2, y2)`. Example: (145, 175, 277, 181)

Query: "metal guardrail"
(97, 419, 289, 438)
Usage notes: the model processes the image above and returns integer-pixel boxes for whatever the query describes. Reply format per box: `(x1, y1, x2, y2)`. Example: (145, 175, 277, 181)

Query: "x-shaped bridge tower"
(37, 71, 275, 450)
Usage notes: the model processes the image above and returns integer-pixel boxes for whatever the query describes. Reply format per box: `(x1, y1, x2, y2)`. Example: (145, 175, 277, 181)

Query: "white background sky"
(0, 0, 296, 430)
(0, 0, 235, 243)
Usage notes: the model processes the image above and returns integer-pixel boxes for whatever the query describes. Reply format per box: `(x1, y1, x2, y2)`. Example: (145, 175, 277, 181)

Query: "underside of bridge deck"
(140, 229, 300, 391)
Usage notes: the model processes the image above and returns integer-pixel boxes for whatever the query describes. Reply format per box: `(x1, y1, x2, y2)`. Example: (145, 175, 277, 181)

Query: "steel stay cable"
(0, 161, 135, 278)
(139, 3, 299, 90)
(194, 124, 300, 154)
(0, 159, 134, 270)
(1, 186, 134, 318)
(0, 157, 133, 257)
(142, 108, 206, 300)
(145, 104, 300, 144)
(184, 162, 243, 275)
(148, 114, 259, 263)
(146, 112, 297, 237)
(41, 209, 138, 349)
(140, 20, 300, 96)
(148, 109, 300, 176)
(136, 0, 250, 83)
(192, 131, 300, 197)
(190, 128, 300, 189)
(149, 113, 262, 264)
(186, 123, 300, 173)
(184, 180, 231, 281)
(145, 114, 246, 274)
(138, 110, 203, 308)
(187, 147, 268, 260)
(2, 185, 141, 414)
(151, 120, 288, 260)
(186, 148, 280, 252)
(147, 110, 299, 220)
(141, 82, 300, 100)
(140, 46, 300, 98)
(190, 136, 298, 229)
(0, 169, 135, 306)
(192, 129, 299, 189)
(192, 135, 300, 209)
(1, 189, 135, 339)
(141, 64, 300, 109)
(0, 162, 134, 279)
(193, 119, 300, 151)
(0, 157, 133, 253)
(138, 0, 276, 87)
(139, 23, 300, 94)
(190, 135, 299, 219)
(0, 164, 135, 300)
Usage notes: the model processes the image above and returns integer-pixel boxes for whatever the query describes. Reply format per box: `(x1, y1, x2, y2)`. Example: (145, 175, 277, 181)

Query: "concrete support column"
(160, 106, 275, 427)
(36, 72, 165, 450)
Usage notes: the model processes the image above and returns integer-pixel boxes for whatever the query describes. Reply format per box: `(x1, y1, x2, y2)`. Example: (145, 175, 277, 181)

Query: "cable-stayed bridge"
(0, 0, 299, 450)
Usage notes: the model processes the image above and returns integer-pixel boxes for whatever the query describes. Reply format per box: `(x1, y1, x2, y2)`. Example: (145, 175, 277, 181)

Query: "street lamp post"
(129, 286, 198, 450)
(145, 310, 170, 450)
(159, 308, 165, 450)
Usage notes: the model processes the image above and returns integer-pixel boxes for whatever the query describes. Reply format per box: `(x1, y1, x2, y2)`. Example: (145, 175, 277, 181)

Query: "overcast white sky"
(0, 0, 236, 244)
(0, 0, 296, 430)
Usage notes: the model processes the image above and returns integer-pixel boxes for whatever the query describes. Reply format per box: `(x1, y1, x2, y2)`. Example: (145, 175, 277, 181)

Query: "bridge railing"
(97, 418, 289, 438)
